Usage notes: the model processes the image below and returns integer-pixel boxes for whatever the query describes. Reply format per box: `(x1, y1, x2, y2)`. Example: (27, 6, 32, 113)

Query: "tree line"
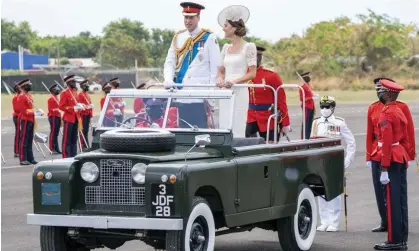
(2, 9, 418, 84)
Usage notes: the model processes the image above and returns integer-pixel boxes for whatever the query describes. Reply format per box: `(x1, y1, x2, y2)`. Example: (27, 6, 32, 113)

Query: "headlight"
(131, 163, 147, 184)
(80, 162, 99, 183)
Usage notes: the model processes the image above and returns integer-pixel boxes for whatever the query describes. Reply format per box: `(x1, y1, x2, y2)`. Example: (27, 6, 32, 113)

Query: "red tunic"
(366, 101, 416, 162)
(134, 98, 145, 114)
(136, 107, 179, 128)
(17, 93, 34, 122)
(77, 91, 93, 117)
(373, 102, 410, 167)
(12, 95, 19, 117)
(299, 83, 315, 110)
(247, 67, 290, 132)
(59, 88, 79, 123)
(100, 96, 115, 123)
(47, 94, 61, 117)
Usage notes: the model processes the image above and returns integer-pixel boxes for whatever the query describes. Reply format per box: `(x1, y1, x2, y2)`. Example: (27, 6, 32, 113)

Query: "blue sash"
(175, 32, 211, 89)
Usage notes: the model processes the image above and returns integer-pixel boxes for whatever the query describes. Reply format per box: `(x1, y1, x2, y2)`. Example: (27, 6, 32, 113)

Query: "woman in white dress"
(216, 5, 257, 137)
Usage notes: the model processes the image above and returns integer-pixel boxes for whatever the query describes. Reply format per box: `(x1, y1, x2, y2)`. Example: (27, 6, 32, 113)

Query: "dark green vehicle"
(27, 86, 345, 251)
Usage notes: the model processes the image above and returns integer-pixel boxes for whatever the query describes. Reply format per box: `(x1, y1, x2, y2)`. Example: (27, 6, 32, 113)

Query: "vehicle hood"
(74, 146, 223, 163)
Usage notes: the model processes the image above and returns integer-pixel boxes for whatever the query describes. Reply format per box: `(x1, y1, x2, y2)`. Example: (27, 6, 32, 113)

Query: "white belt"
(377, 141, 399, 147)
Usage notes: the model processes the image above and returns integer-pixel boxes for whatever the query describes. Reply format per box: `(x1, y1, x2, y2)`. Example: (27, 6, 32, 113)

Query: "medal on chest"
(326, 123, 341, 136)
(197, 40, 204, 51)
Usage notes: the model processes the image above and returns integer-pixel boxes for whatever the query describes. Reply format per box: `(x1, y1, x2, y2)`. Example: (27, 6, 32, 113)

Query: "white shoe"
(316, 224, 329, 231)
(326, 225, 338, 232)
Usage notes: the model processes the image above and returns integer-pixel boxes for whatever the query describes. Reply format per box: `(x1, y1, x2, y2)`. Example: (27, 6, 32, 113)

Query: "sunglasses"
(320, 105, 331, 109)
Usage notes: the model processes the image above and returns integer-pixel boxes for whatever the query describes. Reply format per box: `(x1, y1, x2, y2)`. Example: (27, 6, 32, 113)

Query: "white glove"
(87, 104, 94, 109)
(113, 108, 122, 116)
(163, 80, 175, 89)
(407, 160, 415, 168)
(74, 103, 84, 111)
(281, 125, 291, 134)
(151, 122, 160, 128)
(380, 171, 390, 185)
(366, 161, 372, 168)
(344, 159, 350, 169)
(118, 101, 126, 108)
(35, 109, 44, 116)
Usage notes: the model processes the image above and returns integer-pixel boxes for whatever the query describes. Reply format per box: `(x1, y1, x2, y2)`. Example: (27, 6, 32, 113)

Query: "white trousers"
(318, 193, 342, 228)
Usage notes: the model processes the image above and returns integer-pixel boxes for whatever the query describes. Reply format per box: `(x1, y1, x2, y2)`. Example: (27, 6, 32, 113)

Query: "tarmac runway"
(1, 101, 419, 251)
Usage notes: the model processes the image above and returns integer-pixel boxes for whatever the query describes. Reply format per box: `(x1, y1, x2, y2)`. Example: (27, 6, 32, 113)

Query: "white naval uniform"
(163, 26, 221, 104)
(311, 114, 356, 231)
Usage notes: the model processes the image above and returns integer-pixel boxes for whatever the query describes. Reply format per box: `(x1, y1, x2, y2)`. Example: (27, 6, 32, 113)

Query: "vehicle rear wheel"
(166, 197, 215, 251)
(277, 184, 317, 251)
(40, 226, 90, 251)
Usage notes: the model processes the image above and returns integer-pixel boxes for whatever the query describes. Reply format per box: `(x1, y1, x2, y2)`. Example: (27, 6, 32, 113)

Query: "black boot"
(374, 241, 407, 250)
(20, 161, 31, 165)
(372, 225, 387, 232)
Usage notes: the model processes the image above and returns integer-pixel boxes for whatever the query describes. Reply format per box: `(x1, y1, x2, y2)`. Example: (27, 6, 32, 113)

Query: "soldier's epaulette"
(313, 116, 321, 121)
(175, 29, 187, 35)
(202, 28, 213, 33)
(335, 116, 345, 121)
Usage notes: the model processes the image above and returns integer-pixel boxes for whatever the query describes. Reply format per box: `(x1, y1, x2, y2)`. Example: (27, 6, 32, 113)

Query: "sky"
(2, 0, 418, 42)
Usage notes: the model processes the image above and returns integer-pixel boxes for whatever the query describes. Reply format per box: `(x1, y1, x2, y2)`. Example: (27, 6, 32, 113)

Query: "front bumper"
(26, 213, 183, 230)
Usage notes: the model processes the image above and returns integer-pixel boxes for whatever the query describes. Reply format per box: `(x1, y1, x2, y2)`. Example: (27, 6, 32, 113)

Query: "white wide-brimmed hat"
(217, 5, 250, 27)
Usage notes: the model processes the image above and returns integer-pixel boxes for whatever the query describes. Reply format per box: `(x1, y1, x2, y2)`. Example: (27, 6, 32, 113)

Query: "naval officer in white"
(163, 1, 221, 129)
(310, 95, 356, 232)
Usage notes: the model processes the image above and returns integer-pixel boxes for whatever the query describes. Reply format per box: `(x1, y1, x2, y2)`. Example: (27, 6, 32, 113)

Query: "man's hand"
(118, 101, 126, 108)
(366, 161, 372, 168)
(380, 171, 390, 185)
(281, 125, 290, 134)
(163, 80, 175, 89)
(74, 103, 84, 111)
(344, 159, 350, 169)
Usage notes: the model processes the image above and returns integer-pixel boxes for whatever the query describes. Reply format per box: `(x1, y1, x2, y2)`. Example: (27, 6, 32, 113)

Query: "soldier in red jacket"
(246, 46, 290, 141)
(47, 83, 62, 154)
(12, 83, 21, 157)
(298, 72, 315, 139)
(16, 79, 43, 165)
(372, 79, 410, 250)
(136, 99, 179, 128)
(77, 80, 94, 150)
(366, 77, 416, 235)
(59, 75, 84, 158)
(100, 82, 117, 127)
(108, 77, 126, 124)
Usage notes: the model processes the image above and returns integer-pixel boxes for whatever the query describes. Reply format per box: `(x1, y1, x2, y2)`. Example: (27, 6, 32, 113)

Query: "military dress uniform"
(59, 75, 83, 158)
(100, 82, 116, 127)
(163, 2, 221, 128)
(366, 77, 416, 234)
(108, 78, 126, 125)
(16, 79, 41, 165)
(311, 96, 356, 232)
(47, 83, 62, 153)
(299, 72, 315, 139)
(12, 83, 21, 157)
(372, 79, 410, 250)
(77, 80, 94, 149)
(246, 47, 290, 141)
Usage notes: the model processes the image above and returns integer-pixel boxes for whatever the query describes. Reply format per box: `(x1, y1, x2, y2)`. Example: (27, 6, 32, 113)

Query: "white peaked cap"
(217, 5, 250, 27)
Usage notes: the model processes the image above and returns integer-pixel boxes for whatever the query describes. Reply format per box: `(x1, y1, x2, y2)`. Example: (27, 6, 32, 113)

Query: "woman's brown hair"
(227, 19, 247, 37)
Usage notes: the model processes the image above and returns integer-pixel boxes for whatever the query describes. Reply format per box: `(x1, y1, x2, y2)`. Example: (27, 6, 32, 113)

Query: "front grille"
(85, 159, 145, 205)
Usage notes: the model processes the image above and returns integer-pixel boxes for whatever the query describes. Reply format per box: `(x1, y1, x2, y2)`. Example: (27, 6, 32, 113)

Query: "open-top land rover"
(27, 84, 345, 251)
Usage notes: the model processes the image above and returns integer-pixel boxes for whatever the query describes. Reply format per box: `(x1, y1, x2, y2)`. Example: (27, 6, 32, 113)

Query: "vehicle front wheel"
(166, 197, 215, 251)
(40, 226, 90, 251)
(277, 184, 318, 251)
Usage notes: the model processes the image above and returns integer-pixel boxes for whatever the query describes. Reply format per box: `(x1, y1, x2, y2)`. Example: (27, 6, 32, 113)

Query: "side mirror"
(195, 134, 211, 146)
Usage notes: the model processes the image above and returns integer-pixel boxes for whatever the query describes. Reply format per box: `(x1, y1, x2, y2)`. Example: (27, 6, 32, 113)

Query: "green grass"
(2, 90, 418, 118)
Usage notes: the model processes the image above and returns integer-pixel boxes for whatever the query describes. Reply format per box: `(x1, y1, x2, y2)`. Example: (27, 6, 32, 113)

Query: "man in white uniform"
(311, 95, 356, 232)
(163, 1, 221, 128)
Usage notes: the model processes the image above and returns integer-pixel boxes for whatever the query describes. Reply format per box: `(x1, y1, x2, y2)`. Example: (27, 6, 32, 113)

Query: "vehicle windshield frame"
(97, 88, 235, 133)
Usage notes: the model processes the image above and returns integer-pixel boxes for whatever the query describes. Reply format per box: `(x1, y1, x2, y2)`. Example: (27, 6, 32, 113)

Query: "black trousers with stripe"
(81, 115, 91, 149)
(301, 108, 314, 139)
(385, 162, 408, 243)
(48, 116, 61, 152)
(13, 115, 20, 155)
(62, 120, 78, 158)
(371, 160, 388, 228)
(19, 119, 34, 162)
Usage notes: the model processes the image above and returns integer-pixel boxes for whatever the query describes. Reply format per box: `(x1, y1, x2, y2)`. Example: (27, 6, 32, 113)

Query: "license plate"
(151, 183, 175, 217)
(41, 183, 61, 205)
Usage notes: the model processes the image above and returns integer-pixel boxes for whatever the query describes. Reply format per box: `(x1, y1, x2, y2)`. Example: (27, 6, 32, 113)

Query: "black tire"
(99, 129, 176, 153)
(40, 226, 90, 251)
(166, 197, 215, 251)
(277, 184, 318, 251)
